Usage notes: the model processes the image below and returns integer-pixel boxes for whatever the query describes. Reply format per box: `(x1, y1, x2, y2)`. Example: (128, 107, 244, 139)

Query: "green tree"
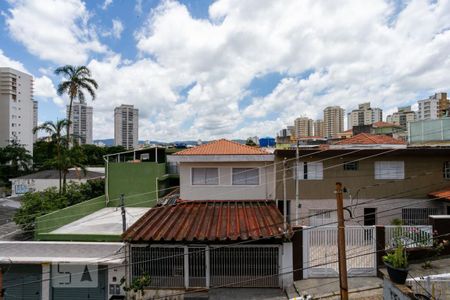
(0, 140, 32, 188)
(54, 65, 98, 146)
(14, 179, 105, 234)
(33, 120, 69, 193)
(245, 138, 257, 147)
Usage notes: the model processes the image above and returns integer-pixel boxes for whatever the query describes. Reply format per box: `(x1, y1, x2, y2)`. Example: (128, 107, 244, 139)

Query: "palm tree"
(33, 120, 69, 193)
(54, 65, 98, 146)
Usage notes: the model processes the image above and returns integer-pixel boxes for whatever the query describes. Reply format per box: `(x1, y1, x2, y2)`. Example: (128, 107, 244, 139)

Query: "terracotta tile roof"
(428, 187, 450, 201)
(334, 133, 406, 145)
(174, 139, 269, 155)
(123, 200, 290, 242)
(372, 121, 401, 128)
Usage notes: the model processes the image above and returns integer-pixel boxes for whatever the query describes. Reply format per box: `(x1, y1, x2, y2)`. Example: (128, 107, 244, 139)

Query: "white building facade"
(323, 106, 344, 138)
(0, 67, 35, 154)
(347, 102, 382, 129)
(114, 104, 139, 150)
(67, 102, 93, 145)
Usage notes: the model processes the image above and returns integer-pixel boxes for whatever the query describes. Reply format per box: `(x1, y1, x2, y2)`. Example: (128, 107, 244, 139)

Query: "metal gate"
(303, 226, 376, 278)
(210, 246, 279, 287)
(3, 264, 42, 300)
(188, 247, 206, 287)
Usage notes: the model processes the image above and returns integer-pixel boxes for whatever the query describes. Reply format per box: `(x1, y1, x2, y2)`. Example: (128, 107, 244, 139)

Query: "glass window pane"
(232, 168, 259, 185)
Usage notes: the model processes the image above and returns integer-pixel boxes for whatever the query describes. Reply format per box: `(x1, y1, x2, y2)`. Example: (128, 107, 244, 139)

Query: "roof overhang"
(168, 154, 274, 162)
(0, 241, 125, 264)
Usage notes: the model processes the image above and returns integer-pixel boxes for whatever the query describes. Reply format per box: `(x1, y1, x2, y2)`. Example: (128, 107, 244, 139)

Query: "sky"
(0, 0, 450, 142)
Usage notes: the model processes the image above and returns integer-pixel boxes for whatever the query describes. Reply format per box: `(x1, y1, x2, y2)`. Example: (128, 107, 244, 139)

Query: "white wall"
(179, 161, 275, 200)
(10, 178, 90, 196)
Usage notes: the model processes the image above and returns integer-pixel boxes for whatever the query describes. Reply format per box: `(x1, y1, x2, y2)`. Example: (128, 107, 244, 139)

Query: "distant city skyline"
(1, 0, 450, 141)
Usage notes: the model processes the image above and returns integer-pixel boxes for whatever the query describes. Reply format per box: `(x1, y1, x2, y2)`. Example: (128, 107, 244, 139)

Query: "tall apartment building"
(294, 117, 313, 138)
(386, 106, 416, 129)
(0, 67, 35, 154)
(418, 93, 450, 120)
(313, 120, 324, 137)
(66, 102, 93, 145)
(347, 102, 382, 129)
(114, 104, 139, 150)
(323, 106, 344, 138)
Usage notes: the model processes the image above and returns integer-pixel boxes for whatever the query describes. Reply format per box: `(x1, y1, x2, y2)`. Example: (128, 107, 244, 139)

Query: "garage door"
(2, 264, 42, 300)
(51, 264, 107, 300)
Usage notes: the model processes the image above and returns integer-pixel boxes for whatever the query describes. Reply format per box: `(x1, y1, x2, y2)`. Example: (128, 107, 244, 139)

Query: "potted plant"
(383, 244, 409, 284)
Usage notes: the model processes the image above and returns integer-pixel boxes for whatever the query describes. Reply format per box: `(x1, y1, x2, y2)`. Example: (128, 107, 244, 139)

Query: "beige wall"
(179, 161, 275, 200)
(286, 198, 445, 226)
(275, 153, 450, 200)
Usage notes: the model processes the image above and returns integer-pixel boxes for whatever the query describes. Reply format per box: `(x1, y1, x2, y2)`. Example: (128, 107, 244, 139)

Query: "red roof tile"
(123, 201, 290, 242)
(174, 139, 269, 155)
(334, 133, 406, 145)
(372, 121, 401, 128)
(428, 187, 450, 201)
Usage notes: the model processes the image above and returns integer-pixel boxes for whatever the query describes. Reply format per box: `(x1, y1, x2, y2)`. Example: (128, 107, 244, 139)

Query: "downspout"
(155, 176, 159, 205)
(103, 155, 109, 205)
(264, 162, 268, 200)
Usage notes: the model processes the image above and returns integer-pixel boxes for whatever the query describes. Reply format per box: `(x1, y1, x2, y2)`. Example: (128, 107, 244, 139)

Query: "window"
(232, 168, 259, 185)
(309, 209, 336, 226)
(192, 168, 219, 185)
(444, 162, 450, 179)
(374, 161, 404, 179)
(297, 161, 323, 180)
(343, 161, 358, 171)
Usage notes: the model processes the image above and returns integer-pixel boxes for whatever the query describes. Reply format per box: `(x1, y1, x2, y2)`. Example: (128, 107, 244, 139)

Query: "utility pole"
(120, 194, 127, 233)
(283, 158, 287, 232)
(336, 182, 348, 300)
(295, 140, 300, 226)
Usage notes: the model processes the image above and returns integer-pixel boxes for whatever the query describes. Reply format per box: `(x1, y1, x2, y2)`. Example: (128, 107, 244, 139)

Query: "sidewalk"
(294, 277, 382, 299)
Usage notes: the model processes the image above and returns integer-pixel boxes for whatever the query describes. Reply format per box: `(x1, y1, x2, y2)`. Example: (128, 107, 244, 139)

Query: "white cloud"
(129, 0, 450, 140)
(34, 75, 65, 107)
(0, 49, 28, 73)
(112, 19, 124, 39)
(102, 0, 113, 10)
(5, 0, 108, 65)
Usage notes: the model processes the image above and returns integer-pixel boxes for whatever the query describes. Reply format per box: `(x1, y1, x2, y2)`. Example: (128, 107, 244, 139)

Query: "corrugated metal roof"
(428, 187, 450, 202)
(123, 200, 290, 242)
(174, 139, 269, 155)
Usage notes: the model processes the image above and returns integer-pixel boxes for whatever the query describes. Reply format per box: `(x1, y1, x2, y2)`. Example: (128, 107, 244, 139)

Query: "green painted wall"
(107, 162, 166, 207)
(35, 195, 106, 239)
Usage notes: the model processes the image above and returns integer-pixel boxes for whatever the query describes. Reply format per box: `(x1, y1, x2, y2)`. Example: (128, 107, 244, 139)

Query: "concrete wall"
(107, 162, 166, 207)
(10, 178, 90, 197)
(287, 198, 445, 226)
(179, 161, 275, 200)
(275, 152, 450, 200)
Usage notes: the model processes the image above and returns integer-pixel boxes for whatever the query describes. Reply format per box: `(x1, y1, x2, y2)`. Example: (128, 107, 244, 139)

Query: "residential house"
(120, 140, 294, 295)
(275, 133, 450, 226)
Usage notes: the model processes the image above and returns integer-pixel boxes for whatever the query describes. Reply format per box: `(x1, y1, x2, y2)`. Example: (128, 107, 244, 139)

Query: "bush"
(14, 179, 105, 233)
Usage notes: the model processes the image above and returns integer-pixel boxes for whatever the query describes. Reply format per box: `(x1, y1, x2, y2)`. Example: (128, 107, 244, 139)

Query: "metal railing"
(385, 225, 433, 248)
(407, 274, 450, 300)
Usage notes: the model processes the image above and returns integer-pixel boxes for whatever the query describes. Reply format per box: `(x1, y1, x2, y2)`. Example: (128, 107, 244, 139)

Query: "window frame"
(297, 161, 323, 180)
(374, 161, 405, 180)
(191, 167, 219, 185)
(444, 161, 450, 180)
(232, 168, 260, 186)
(343, 161, 359, 171)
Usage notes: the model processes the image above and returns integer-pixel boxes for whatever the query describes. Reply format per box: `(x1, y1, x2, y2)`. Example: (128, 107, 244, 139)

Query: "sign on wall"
(52, 264, 98, 288)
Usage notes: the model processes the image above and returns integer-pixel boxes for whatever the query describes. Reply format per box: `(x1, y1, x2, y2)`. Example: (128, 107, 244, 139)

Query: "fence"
(402, 208, 441, 225)
(303, 226, 377, 278)
(385, 225, 433, 248)
(407, 274, 450, 300)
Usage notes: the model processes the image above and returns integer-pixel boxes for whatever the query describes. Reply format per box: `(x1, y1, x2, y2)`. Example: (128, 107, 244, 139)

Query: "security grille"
(402, 208, 441, 225)
(131, 246, 184, 288)
(210, 246, 279, 287)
